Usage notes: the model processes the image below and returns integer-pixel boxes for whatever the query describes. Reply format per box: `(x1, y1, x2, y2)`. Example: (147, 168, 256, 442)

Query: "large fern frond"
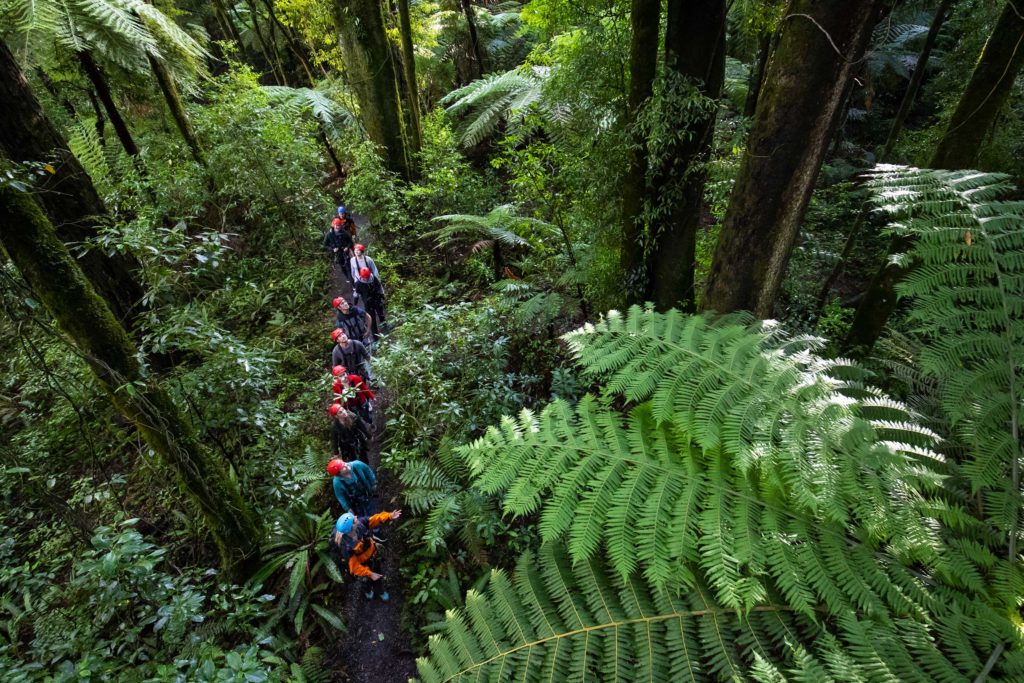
(864, 165, 1024, 567)
(430, 204, 558, 251)
(441, 66, 552, 147)
(418, 543, 967, 683)
(261, 84, 358, 137)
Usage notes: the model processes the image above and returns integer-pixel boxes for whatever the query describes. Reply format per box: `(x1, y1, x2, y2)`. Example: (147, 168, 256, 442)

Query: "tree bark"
(461, 0, 485, 80)
(931, 1, 1024, 169)
(879, 0, 957, 160)
(0, 40, 143, 325)
(646, 0, 726, 312)
(334, 0, 412, 178)
(620, 0, 661, 305)
(0, 186, 263, 578)
(846, 0, 1024, 352)
(701, 0, 883, 317)
(397, 0, 422, 152)
(76, 51, 140, 158)
(147, 53, 206, 166)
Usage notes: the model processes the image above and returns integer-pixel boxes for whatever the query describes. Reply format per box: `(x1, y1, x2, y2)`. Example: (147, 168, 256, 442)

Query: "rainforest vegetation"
(1, 0, 1023, 680)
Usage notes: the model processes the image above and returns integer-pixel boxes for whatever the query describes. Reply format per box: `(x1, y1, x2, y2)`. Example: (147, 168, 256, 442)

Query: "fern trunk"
(460, 0, 485, 81)
(0, 186, 264, 579)
(76, 51, 140, 158)
(879, 0, 957, 160)
(334, 0, 412, 179)
(0, 40, 144, 325)
(846, 0, 1024, 352)
(147, 53, 206, 167)
(620, 0, 661, 305)
(701, 0, 883, 317)
(646, 0, 726, 312)
(397, 0, 422, 153)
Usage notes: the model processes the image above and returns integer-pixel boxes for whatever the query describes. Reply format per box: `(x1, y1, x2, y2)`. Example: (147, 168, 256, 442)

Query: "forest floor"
(324, 216, 418, 683)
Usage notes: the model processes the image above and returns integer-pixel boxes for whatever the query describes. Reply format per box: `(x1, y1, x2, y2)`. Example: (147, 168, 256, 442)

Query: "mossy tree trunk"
(0, 39, 144, 325)
(701, 0, 882, 317)
(0, 186, 264, 579)
(846, 0, 1024, 352)
(645, 0, 726, 312)
(397, 0, 422, 153)
(620, 0, 660, 305)
(76, 50, 140, 158)
(334, 0, 412, 179)
(146, 53, 206, 166)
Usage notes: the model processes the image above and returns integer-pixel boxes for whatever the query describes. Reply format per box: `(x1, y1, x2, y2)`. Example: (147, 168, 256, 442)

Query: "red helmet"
(354, 243, 365, 252)
(359, 267, 371, 279)
(327, 458, 344, 476)
(331, 328, 343, 342)
(332, 297, 344, 309)
(332, 365, 346, 377)
(328, 403, 342, 417)
(332, 217, 343, 227)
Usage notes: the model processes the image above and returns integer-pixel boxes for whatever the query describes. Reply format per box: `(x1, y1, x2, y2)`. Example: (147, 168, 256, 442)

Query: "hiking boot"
(379, 591, 389, 602)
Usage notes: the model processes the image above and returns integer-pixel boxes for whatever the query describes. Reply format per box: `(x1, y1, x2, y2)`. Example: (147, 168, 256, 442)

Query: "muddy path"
(324, 216, 418, 683)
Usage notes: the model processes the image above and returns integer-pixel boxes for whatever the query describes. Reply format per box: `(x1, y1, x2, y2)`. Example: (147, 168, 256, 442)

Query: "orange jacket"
(347, 512, 393, 578)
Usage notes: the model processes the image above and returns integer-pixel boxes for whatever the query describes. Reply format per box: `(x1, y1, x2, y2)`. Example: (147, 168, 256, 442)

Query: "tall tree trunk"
(334, 0, 412, 178)
(147, 53, 206, 166)
(700, 0, 882, 317)
(397, 0, 422, 152)
(879, 0, 957, 160)
(931, 1, 1024, 169)
(212, 0, 244, 45)
(245, 0, 287, 84)
(846, 0, 1024, 352)
(743, 33, 771, 118)
(0, 40, 143, 324)
(261, 0, 316, 85)
(76, 51, 140, 157)
(620, 0, 661, 305)
(815, 0, 956, 316)
(0, 186, 264, 578)
(645, 0, 726, 312)
(461, 0, 485, 80)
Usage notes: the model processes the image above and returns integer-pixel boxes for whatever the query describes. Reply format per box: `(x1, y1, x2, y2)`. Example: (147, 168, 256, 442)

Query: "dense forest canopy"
(0, 0, 1023, 680)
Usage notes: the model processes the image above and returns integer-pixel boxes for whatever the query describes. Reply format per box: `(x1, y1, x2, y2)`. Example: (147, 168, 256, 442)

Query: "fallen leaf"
(43, 164, 55, 174)
(965, 230, 972, 246)
(378, 632, 385, 641)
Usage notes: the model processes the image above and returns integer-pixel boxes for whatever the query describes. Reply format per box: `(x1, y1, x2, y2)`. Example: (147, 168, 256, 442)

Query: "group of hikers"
(322, 206, 398, 601)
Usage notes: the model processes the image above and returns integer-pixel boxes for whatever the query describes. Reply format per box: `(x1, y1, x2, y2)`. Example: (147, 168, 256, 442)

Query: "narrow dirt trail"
(325, 216, 418, 683)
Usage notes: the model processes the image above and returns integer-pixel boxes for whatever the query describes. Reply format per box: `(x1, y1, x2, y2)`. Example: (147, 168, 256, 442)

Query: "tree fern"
(863, 165, 1024, 585)
(441, 66, 552, 147)
(418, 308, 1024, 680)
(430, 204, 558, 258)
(261, 84, 358, 138)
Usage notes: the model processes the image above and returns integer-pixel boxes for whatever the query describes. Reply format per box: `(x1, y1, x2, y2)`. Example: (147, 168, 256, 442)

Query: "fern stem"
(436, 604, 816, 682)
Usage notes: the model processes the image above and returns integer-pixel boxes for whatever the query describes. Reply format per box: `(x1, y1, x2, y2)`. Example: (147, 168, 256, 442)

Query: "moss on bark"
(0, 186, 263, 578)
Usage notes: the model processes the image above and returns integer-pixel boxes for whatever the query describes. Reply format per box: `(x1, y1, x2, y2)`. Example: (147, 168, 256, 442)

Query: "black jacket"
(323, 227, 353, 252)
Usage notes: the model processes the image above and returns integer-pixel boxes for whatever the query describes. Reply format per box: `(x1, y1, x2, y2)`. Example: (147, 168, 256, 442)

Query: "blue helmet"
(336, 512, 356, 533)
(336, 205, 346, 216)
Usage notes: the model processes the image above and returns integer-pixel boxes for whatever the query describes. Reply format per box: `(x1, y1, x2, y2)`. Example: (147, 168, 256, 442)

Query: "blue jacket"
(332, 461, 377, 512)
